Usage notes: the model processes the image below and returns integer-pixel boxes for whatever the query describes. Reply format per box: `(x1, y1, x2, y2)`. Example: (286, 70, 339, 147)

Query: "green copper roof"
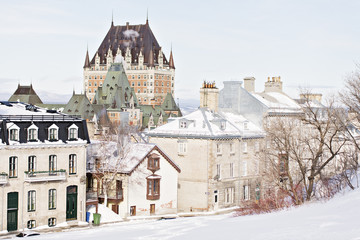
(93, 63, 138, 110)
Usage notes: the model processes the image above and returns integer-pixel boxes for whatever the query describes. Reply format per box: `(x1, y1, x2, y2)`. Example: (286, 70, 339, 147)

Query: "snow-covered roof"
(147, 108, 264, 139)
(251, 92, 303, 115)
(0, 101, 81, 121)
(87, 142, 180, 174)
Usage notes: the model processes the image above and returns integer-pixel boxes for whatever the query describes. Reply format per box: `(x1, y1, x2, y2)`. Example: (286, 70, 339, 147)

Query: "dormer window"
(48, 124, 59, 141)
(244, 121, 249, 130)
(148, 153, 160, 172)
(9, 129, 19, 141)
(68, 124, 78, 140)
(27, 124, 38, 142)
(220, 121, 226, 130)
(180, 120, 187, 129)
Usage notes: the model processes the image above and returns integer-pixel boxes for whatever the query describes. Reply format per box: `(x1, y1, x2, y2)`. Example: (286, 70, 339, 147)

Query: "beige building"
(0, 102, 89, 232)
(147, 82, 265, 212)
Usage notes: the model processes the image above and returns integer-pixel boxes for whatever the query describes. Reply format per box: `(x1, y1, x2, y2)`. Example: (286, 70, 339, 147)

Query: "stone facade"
(0, 102, 89, 232)
(147, 82, 265, 212)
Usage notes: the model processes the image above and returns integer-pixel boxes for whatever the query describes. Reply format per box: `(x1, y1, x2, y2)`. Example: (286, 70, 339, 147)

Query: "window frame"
(28, 190, 36, 212)
(48, 189, 56, 210)
(27, 220, 36, 229)
(69, 154, 77, 174)
(28, 156, 36, 173)
(146, 178, 160, 200)
(48, 218, 56, 227)
(49, 155, 57, 174)
(9, 156, 18, 178)
(48, 124, 59, 141)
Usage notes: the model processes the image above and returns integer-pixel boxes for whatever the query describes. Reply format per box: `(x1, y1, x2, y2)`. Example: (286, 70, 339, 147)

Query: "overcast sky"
(1, 0, 360, 104)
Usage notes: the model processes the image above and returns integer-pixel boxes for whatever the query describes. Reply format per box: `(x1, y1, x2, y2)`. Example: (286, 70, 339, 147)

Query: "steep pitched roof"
(169, 49, 175, 69)
(63, 93, 96, 120)
(8, 84, 43, 105)
(90, 21, 168, 66)
(83, 48, 90, 68)
(92, 63, 138, 109)
(161, 93, 181, 114)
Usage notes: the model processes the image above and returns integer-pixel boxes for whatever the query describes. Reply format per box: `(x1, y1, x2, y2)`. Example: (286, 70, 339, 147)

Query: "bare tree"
(88, 126, 134, 207)
(263, 96, 348, 204)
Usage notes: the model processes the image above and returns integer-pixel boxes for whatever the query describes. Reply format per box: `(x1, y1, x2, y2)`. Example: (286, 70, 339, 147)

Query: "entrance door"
(66, 186, 78, 220)
(112, 205, 119, 214)
(7, 192, 18, 231)
(214, 190, 218, 210)
(150, 204, 155, 215)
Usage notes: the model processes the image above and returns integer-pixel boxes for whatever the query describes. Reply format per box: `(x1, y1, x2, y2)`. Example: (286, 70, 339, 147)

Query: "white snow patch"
(87, 204, 123, 223)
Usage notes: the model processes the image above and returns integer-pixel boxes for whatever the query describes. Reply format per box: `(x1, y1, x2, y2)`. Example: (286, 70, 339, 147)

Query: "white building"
(147, 82, 265, 212)
(87, 142, 180, 218)
(0, 102, 90, 232)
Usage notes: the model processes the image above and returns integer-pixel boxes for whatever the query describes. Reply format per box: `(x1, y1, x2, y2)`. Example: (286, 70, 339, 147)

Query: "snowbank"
(87, 204, 123, 223)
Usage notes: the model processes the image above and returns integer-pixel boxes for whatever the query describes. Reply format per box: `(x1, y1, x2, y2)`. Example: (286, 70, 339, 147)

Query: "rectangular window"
(9, 129, 19, 141)
(28, 128, 38, 140)
(28, 156, 36, 173)
(147, 179, 160, 200)
(179, 121, 187, 128)
(49, 155, 57, 174)
(48, 218, 56, 227)
(9, 156, 17, 178)
(243, 142, 248, 153)
(28, 190, 36, 211)
(69, 154, 77, 174)
(216, 164, 221, 179)
(130, 206, 136, 216)
(148, 155, 160, 171)
(27, 220, 36, 229)
(255, 141, 260, 152)
(69, 128, 78, 139)
(225, 187, 235, 204)
(49, 128, 58, 141)
(230, 143, 234, 154)
(243, 185, 250, 200)
(178, 142, 187, 155)
(216, 143, 222, 155)
(230, 163, 234, 177)
(242, 161, 247, 176)
(49, 189, 56, 210)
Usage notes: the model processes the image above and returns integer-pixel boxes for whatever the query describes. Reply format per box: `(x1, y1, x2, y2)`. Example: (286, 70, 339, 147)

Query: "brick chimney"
(264, 76, 283, 92)
(200, 81, 219, 112)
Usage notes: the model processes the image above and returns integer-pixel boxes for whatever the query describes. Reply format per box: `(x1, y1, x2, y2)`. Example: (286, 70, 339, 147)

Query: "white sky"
(1, 0, 360, 103)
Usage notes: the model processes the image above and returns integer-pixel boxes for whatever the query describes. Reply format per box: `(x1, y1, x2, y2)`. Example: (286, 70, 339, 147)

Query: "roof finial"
(73, 86, 75, 95)
(146, 8, 149, 25)
(111, 10, 114, 27)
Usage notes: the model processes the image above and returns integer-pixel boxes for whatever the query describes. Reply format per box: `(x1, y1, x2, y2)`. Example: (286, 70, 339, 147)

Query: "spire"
(169, 45, 175, 69)
(111, 10, 114, 27)
(146, 8, 149, 25)
(83, 46, 90, 68)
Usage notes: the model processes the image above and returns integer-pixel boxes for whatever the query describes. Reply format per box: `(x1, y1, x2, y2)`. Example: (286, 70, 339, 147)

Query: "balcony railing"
(24, 170, 66, 182)
(0, 173, 8, 185)
(99, 189, 123, 201)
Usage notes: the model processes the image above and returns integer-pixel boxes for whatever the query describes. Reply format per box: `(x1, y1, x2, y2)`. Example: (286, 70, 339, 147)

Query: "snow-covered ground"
(23, 188, 360, 240)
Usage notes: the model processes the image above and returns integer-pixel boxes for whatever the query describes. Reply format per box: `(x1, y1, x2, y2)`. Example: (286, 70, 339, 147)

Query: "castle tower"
(83, 17, 175, 105)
